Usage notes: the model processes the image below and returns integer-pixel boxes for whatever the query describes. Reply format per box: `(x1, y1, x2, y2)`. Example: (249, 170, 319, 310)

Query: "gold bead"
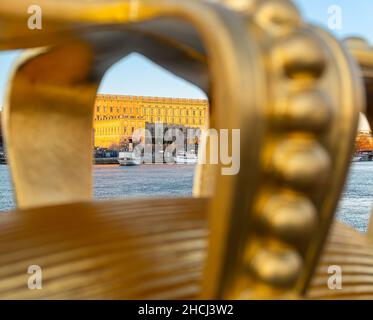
(344, 37, 371, 51)
(260, 193, 317, 243)
(249, 247, 302, 287)
(271, 138, 330, 190)
(221, 0, 258, 14)
(274, 34, 327, 79)
(274, 91, 333, 132)
(255, 0, 301, 37)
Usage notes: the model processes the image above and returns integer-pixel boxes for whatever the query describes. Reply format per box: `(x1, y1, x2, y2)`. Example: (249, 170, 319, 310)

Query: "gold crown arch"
(0, 0, 368, 299)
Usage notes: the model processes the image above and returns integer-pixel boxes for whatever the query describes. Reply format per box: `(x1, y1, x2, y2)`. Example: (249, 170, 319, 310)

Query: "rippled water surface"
(0, 165, 14, 211)
(336, 162, 373, 232)
(1, 163, 373, 233)
(93, 164, 195, 200)
(0, 164, 195, 212)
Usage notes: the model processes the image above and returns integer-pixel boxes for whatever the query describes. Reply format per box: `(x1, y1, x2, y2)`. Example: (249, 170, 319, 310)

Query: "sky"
(1, 0, 373, 124)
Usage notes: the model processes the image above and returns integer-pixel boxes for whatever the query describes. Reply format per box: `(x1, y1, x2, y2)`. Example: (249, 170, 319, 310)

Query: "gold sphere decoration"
(221, 0, 258, 15)
(274, 34, 328, 80)
(260, 192, 318, 244)
(255, 0, 301, 37)
(274, 90, 334, 132)
(271, 138, 331, 190)
(249, 247, 302, 287)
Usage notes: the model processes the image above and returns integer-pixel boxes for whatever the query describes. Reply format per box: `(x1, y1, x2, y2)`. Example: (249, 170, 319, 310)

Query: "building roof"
(95, 94, 208, 104)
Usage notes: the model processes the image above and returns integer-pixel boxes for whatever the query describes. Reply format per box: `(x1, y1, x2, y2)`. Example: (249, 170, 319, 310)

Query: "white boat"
(175, 150, 198, 164)
(352, 156, 362, 162)
(0, 150, 6, 164)
(118, 152, 142, 166)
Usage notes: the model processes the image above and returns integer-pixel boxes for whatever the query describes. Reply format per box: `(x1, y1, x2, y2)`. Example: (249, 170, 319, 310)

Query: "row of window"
(95, 119, 203, 135)
(96, 115, 139, 120)
(96, 106, 205, 117)
(95, 116, 204, 125)
(97, 96, 207, 103)
(96, 127, 135, 135)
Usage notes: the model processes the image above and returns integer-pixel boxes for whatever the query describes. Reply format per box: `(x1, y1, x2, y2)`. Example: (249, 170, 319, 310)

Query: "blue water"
(93, 164, 195, 199)
(336, 162, 373, 232)
(0, 165, 14, 211)
(0, 164, 195, 212)
(0, 163, 372, 233)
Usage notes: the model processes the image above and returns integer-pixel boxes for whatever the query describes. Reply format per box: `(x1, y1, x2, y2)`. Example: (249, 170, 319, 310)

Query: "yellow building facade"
(94, 94, 209, 148)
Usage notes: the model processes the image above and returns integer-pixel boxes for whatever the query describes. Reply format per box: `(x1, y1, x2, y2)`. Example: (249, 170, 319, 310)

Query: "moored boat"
(118, 151, 142, 166)
(0, 150, 6, 165)
(175, 150, 198, 164)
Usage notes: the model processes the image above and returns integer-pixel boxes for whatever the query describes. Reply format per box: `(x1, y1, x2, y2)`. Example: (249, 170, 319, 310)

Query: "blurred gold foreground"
(0, 199, 372, 299)
(1, 0, 373, 299)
